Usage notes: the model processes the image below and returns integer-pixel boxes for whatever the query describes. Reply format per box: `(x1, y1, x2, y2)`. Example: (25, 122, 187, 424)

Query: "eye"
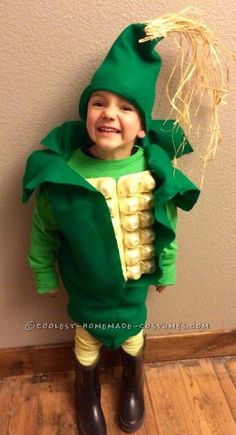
(121, 105, 133, 111)
(92, 101, 104, 107)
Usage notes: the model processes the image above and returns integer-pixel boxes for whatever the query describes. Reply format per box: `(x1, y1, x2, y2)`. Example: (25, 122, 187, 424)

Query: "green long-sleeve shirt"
(28, 146, 177, 293)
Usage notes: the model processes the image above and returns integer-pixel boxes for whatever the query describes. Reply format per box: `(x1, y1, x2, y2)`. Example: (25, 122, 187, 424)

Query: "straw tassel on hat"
(139, 8, 234, 183)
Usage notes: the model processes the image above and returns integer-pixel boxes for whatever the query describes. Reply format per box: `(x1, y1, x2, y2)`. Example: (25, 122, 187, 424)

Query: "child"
(22, 11, 228, 435)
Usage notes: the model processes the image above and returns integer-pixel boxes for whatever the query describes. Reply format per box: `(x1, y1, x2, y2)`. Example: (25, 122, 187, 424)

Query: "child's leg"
(74, 325, 103, 366)
(119, 330, 145, 433)
(74, 326, 106, 435)
(121, 329, 144, 356)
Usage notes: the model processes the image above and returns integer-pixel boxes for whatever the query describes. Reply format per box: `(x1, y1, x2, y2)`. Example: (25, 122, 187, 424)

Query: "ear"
(137, 129, 146, 139)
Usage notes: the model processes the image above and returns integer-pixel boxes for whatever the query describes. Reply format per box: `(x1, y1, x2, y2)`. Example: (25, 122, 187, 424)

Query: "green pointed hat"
(79, 10, 229, 173)
(79, 23, 162, 131)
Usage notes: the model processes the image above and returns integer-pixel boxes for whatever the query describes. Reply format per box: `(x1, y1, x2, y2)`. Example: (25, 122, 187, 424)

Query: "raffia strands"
(139, 8, 234, 187)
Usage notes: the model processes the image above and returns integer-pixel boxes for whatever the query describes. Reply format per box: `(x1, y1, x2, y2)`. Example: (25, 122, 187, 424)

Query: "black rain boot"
(119, 346, 145, 432)
(75, 357, 107, 435)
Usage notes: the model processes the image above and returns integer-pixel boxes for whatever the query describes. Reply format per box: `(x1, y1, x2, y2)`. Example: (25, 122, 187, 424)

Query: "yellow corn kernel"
(139, 228, 156, 243)
(138, 193, 154, 210)
(120, 196, 139, 214)
(140, 244, 155, 260)
(124, 248, 140, 266)
(121, 214, 140, 231)
(123, 231, 140, 248)
(139, 210, 155, 227)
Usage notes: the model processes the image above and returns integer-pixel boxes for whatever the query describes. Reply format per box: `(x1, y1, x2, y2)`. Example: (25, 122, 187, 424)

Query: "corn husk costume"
(22, 10, 229, 349)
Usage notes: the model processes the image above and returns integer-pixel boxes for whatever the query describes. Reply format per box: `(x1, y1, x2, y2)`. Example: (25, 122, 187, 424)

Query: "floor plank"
(0, 376, 39, 435)
(37, 373, 77, 435)
(213, 357, 236, 422)
(145, 362, 198, 435)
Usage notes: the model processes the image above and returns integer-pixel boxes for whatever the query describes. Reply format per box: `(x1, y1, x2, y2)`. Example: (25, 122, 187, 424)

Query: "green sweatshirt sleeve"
(28, 186, 61, 293)
(157, 199, 178, 286)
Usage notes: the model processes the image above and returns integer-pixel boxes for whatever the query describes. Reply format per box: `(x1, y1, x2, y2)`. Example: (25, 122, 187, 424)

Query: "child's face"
(86, 91, 145, 158)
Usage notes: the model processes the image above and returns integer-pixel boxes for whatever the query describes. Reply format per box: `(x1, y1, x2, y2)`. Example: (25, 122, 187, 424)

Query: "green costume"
(22, 120, 199, 349)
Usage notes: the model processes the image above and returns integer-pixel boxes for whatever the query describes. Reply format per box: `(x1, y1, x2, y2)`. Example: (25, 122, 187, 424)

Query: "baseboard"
(0, 329, 235, 378)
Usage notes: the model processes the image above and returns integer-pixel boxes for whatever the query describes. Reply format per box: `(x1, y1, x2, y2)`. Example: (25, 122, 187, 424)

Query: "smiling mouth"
(97, 127, 121, 134)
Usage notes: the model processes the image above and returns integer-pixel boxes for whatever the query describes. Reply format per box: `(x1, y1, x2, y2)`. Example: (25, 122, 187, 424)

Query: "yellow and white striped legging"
(75, 326, 144, 366)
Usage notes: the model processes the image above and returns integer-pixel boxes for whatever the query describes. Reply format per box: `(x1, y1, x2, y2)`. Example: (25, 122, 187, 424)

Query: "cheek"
(86, 112, 96, 133)
(124, 118, 142, 137)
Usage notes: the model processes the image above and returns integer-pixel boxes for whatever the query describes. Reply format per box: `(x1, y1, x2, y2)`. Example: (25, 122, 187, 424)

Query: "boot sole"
(119, 415, 144, 433)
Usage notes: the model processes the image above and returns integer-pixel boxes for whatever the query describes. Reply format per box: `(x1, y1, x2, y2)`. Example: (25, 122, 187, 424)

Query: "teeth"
(98, 127, 120, 133)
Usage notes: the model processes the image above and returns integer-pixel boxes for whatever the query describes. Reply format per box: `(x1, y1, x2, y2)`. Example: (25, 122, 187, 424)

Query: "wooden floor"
(0, 356, 235, 435)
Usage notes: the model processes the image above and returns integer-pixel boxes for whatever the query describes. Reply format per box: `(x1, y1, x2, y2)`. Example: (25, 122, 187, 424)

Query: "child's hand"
(48, 288, 60, 297)
(155, 285, 166, 293)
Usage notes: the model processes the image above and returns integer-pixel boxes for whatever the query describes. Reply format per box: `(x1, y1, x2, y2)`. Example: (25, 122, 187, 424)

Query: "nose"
(101, 105, 116, 120)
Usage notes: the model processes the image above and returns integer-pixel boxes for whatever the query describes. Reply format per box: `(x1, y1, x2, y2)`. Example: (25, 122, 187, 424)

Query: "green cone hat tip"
(79, 23, 162, 131)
